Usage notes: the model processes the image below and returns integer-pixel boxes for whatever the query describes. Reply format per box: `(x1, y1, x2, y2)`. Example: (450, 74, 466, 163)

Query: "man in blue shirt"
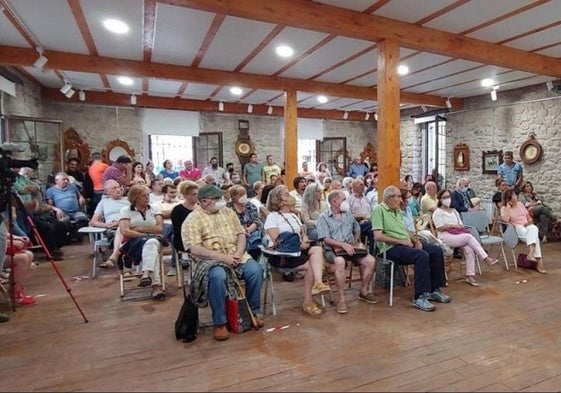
(46, 172, 89, 240)
(347, 156, 368, 178)
(497, 151, 523, 192)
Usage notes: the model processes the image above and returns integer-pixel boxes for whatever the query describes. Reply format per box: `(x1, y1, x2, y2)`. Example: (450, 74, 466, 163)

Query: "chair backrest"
(500, 222, 520, 249)
(479, 199, 496, 223)
(461, 211, 490, 235)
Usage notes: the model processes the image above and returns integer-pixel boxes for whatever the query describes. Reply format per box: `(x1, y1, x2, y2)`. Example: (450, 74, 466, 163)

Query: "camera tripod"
(4, 188, 88, 323)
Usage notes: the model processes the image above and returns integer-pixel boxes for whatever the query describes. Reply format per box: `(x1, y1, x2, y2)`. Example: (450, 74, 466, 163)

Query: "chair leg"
(389, 261, 394, 307)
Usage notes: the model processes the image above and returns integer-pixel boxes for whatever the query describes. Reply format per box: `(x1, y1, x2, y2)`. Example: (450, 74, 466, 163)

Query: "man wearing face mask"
(202, 157, 226, 187)
(317, 190, 377, 314)
(182, 185, 264, 341)
(372, 186, 451, 312)
(450, 177, 480, 213)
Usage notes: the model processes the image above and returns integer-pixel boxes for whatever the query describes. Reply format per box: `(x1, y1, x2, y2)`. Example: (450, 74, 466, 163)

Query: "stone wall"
(444, 84, 561, 212)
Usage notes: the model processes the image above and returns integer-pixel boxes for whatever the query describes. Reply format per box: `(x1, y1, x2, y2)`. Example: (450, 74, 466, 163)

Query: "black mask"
(228, 167, 234, 173)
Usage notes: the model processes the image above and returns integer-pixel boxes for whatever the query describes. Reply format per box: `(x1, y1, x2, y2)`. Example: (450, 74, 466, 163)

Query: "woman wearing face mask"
(432, 189, 498, 287)
(227, 185, 263, 261)
(264, 185, 330, 315)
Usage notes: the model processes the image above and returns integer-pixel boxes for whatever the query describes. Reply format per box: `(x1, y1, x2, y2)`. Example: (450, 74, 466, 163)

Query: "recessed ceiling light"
(397, 64, 409, 75)
(117, 76, 134, 86)
(317, 95, 328, 104)
(481, 78, 495, 87)
(103, 19, 129, 34)
(276, 45, 294, 58)
(230, 86, 243, 95)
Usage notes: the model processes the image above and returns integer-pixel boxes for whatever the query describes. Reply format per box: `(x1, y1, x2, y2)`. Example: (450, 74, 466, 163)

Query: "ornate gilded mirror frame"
(60, 127, 91, 172)
(102, 139, 136, 164)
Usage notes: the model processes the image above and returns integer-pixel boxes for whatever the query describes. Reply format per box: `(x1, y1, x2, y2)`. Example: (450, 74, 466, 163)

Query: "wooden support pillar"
(377, 38, 401, 200)
(284, 89, 298, 190)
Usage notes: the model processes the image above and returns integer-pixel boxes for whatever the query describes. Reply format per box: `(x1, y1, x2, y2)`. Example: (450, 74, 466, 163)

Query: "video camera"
(0, 143, 39, 211)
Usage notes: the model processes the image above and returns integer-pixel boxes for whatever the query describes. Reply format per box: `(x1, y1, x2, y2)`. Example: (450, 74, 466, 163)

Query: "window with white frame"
(424, 117, 446, 188)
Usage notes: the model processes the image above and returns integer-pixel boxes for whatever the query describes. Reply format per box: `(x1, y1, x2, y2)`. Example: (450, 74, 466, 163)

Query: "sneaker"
(412, 296, 436, 312)
(358, 292, 378, 304)
(311, 282, 330, 295)
(166, 267, 176, 277)
(213, 324, 230, 341)
(426, 290, 452, 303)
(336, 301, 348, 314)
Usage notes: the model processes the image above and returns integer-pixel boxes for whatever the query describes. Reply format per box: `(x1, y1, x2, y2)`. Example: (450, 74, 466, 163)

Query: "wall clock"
(519, 134, 543, 165)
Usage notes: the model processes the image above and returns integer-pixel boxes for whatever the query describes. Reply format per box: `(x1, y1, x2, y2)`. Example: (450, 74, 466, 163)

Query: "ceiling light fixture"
(103, 19, 130, 34)
(317, 95, 328, 104)
(397, 64, 409, 75)
(218, 101, 224, 111)
(60, 81, 72, 95)
(275, 45, 294, 57)
(32, 46, 48, 69)
(267, 105, 273, 115)
(230, 86, 243, 96)
(247, 104, 253, 113)
(130, 94, 137, 105)
(364, 112, 370, 121)
(78, 90, 86, 102)
(343, 111, 348, 120)
(117, 76, 134, 86)
(445, 97, 452, 109)
(481, 78, 495, 87)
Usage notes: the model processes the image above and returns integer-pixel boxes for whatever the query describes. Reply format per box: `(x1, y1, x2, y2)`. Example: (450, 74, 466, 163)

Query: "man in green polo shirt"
(243, 153, 264, 188)
(372, 185, 451, 312)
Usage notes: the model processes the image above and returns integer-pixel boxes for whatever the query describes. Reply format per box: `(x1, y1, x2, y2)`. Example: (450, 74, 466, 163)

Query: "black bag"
(374, 258, 407, 290)
(175, 288, 199, 343)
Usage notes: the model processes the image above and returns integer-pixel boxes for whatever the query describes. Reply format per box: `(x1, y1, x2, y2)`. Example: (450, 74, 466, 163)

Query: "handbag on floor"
(517, 253, 537, 270)
(226, 295, 253, 334)
(174, 287, 199, 343)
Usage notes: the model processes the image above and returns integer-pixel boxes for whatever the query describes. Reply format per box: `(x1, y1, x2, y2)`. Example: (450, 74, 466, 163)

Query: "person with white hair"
(451, 177, 480, 213)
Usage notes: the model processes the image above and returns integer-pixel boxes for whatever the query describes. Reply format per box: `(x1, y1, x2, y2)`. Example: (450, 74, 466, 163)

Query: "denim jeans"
(385, 241, 446, 299)
(207, 259, 263, 326)
(163, 223, 176, 266)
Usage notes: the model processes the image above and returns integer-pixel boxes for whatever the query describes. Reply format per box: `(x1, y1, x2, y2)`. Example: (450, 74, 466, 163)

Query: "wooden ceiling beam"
(0, 46, 462, 108)
(167, 0, 561, 78)
(42, 88, 379, 121)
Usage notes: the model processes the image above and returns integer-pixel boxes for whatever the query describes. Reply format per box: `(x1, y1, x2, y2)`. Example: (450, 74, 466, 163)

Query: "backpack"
(174, 287, 199, 343)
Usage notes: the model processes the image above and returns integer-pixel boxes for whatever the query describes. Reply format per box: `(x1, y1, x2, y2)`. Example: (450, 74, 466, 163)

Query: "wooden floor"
(1, 239, 560, 392)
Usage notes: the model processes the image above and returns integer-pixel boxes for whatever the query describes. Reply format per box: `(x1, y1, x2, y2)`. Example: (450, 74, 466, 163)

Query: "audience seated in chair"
(518, 180, 557, 243)
(45, 172, 89, 242)
(227, 185, 263, 261)
(118, 185, 167, 301)
(500, 189, 547, 274)
(154, 184, 180, 276)
(420, 181, 438, 216)
(170, 180, 199, 256)
(348, 178, 375, 255)
(263, 185, 329, 316)
(450, 177, 480, 214)
(432, 189, 499, 287)
(316, 190, 377, 314)
(182, 185, 264, 342)
(301, 182, 327, 243)
(0, 223, 36, 306)
(492, 178, 508, 210)
(372, 186, 451, 312)
(90, 179, 129, 268)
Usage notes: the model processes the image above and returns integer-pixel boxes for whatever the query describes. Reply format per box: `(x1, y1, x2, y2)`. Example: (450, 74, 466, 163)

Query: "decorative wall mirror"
(453, 143, 470, 171)
(102, 139, 136, 164)
(60, 128, 91, 172)
(360, 142, 377, 167)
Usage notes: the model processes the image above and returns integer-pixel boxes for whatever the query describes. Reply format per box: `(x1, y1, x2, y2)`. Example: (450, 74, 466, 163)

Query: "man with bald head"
(372, 185, 450, 312)
(420, 181, 438, 215)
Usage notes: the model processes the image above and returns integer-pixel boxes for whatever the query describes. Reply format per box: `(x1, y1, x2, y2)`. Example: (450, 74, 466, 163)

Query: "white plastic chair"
(499, 222, 520, 269)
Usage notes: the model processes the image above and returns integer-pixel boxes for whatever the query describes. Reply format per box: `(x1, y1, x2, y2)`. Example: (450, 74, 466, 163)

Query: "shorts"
(324, 249, 364, 266)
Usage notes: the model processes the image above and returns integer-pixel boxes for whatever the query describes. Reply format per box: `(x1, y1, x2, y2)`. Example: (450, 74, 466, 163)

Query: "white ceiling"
(1, 0, 560, 113)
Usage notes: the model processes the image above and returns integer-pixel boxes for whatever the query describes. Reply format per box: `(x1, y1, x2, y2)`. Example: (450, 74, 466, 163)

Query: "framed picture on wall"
(482, 150, 503, 174)
(453, 143, 470, 171)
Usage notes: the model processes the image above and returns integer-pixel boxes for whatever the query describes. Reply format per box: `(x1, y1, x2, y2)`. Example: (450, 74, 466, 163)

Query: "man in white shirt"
(347, 179, 375, 255)
(149, 178, 164, 204)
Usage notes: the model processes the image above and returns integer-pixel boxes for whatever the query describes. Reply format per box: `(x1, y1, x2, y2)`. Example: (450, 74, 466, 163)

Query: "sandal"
(100, 258, 116, 269)
(152, 289, 166, 301)
(302, 301, 322, 316)
(138, 276, 152, 287)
